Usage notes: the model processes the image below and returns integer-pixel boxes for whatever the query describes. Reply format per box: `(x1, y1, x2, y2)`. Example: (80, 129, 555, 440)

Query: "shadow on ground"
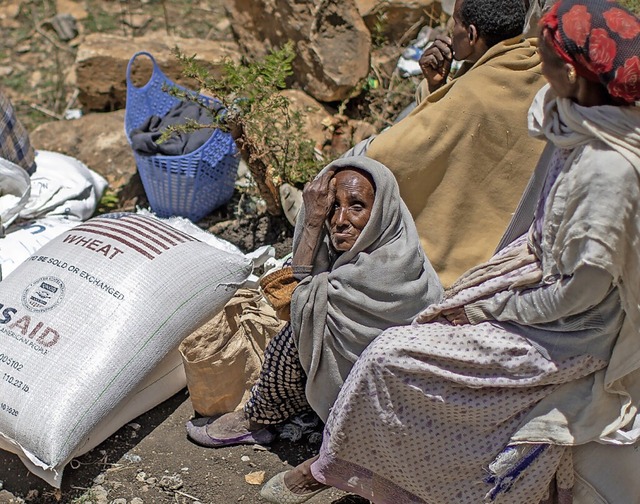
(0, 390, 370, 503)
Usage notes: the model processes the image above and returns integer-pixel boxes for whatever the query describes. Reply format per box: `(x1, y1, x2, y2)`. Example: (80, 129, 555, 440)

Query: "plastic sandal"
(185, 417, 275, 448)
(260, 471, 326, 504)
(279, 183, 303, 227)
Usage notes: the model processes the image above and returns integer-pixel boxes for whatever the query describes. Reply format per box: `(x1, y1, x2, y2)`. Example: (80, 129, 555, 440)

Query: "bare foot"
(283, 455, 327, 495)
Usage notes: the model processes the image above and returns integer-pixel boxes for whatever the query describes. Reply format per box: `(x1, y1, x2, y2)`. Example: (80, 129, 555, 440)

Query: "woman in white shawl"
(258, 1, 640, 502)
(186, 156, 443, 449)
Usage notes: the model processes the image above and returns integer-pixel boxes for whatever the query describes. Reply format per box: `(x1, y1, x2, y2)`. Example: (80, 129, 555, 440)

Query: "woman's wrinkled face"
(327, 169, 375, 252)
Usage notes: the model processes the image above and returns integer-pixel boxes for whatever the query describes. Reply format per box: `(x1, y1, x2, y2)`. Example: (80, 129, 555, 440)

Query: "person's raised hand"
(441, 306, 469, 326)
(302, 169, 336, 228)
(419, 35, 453, 92)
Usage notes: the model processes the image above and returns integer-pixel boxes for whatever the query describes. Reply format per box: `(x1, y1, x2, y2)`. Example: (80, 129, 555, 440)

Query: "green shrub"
(618, 0, 640, 14)
(163, 42, 323, 215)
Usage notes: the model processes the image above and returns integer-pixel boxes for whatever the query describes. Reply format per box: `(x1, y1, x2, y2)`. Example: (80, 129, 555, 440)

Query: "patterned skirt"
(243, 323, 313, 424)
(310, 322, 605, 504)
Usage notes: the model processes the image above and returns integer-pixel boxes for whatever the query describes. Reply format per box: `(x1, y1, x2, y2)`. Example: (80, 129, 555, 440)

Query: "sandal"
(260, 471, 326, 504)
(185, 416, 275, 448)
(279, 183, 303, 227)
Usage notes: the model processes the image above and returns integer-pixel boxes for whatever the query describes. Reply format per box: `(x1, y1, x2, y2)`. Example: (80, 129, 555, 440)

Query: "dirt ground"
(0, 390, 370, 504)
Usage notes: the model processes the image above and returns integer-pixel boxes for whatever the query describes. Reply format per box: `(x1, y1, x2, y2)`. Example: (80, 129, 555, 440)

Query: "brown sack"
(179, 288, 285, 417)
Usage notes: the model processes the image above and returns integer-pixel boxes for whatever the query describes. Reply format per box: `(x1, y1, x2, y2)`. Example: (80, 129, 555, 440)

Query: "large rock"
(74, 33, 241, 112)
(55, 0, 88, 20)
(322, 116, 377, 159)
(0, 1, 21, 29)
(355, 0, 443, 45)
(30, 110, 135, 190)
(226, 0, 371, 103)
(280, 89, 332, 149)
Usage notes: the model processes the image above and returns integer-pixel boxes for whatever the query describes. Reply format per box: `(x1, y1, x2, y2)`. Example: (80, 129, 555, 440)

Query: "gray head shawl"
(290, 156, 443, 421)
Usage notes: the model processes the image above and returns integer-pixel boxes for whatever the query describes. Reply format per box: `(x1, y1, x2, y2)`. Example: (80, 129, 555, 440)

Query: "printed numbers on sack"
(0, 353, 23, 372)
(0, 403, 18, 417)
(2, 373, 29, 393)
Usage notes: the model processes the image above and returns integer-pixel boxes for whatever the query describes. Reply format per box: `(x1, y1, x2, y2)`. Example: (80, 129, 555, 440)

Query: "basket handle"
(126, 51, 162, 90)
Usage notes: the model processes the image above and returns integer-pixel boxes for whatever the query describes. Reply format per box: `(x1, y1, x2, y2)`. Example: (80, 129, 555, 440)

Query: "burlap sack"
(179, 288, 285, 417)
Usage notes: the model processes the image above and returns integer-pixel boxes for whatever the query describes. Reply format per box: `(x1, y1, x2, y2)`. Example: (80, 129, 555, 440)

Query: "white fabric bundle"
(0, 150, 109, 280)
(20, 150, 108, 221)
(0, 158, 31, 231)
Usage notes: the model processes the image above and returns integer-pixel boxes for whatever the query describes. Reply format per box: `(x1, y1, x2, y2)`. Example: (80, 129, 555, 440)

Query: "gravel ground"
(0, 389, 370, 504)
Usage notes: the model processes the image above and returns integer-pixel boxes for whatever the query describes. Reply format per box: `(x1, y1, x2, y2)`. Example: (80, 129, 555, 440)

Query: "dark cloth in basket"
(130, 101, 222, 157)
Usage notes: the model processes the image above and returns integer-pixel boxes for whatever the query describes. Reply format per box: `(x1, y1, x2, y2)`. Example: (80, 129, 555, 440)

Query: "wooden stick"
(35, 25, 75, 54)
(30, 102, 63, 120)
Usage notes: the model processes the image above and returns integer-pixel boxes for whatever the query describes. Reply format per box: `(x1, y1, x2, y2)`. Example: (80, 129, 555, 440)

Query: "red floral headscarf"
(540, 0, 640, 103)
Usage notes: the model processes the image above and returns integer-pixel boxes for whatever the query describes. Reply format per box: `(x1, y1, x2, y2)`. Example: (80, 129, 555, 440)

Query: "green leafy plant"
(372, 10, 389, 48)
(84, 6, 119, 33)
(162, 42, 323, 216)
(95, 188, 120, 215)
(618, 0, 640, 14)
(69, 488, 99, 504)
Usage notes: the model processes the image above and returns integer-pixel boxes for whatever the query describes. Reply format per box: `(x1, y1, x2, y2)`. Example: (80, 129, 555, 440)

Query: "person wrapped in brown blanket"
(347, 0, 547, 286)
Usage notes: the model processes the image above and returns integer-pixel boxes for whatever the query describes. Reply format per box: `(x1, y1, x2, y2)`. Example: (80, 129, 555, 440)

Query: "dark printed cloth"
(130, 100, 222, 156)
(243, 323, 311, 424)
(0, 91, 36, 175)
(541, 0, 640, 103)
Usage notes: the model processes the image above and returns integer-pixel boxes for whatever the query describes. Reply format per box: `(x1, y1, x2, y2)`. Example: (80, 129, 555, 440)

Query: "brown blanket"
(367, 36, 546, 286)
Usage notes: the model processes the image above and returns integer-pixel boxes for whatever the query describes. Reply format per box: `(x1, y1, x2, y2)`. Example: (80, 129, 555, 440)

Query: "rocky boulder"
(55, 0, 88, 21)
(225, 0, 371, 103)
(30, 110, 136, 191)
(355, 0, 443, 45)
(280, 89, 332, 150)
(74, 33, 241, 112)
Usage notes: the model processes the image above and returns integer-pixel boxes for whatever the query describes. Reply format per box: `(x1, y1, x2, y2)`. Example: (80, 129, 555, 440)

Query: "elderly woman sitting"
(259, 1, 640, 502)
(186, 156, 443, 447)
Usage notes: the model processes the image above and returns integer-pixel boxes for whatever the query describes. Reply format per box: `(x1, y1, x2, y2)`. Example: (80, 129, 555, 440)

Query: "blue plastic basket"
(124, 51, 239, 222)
